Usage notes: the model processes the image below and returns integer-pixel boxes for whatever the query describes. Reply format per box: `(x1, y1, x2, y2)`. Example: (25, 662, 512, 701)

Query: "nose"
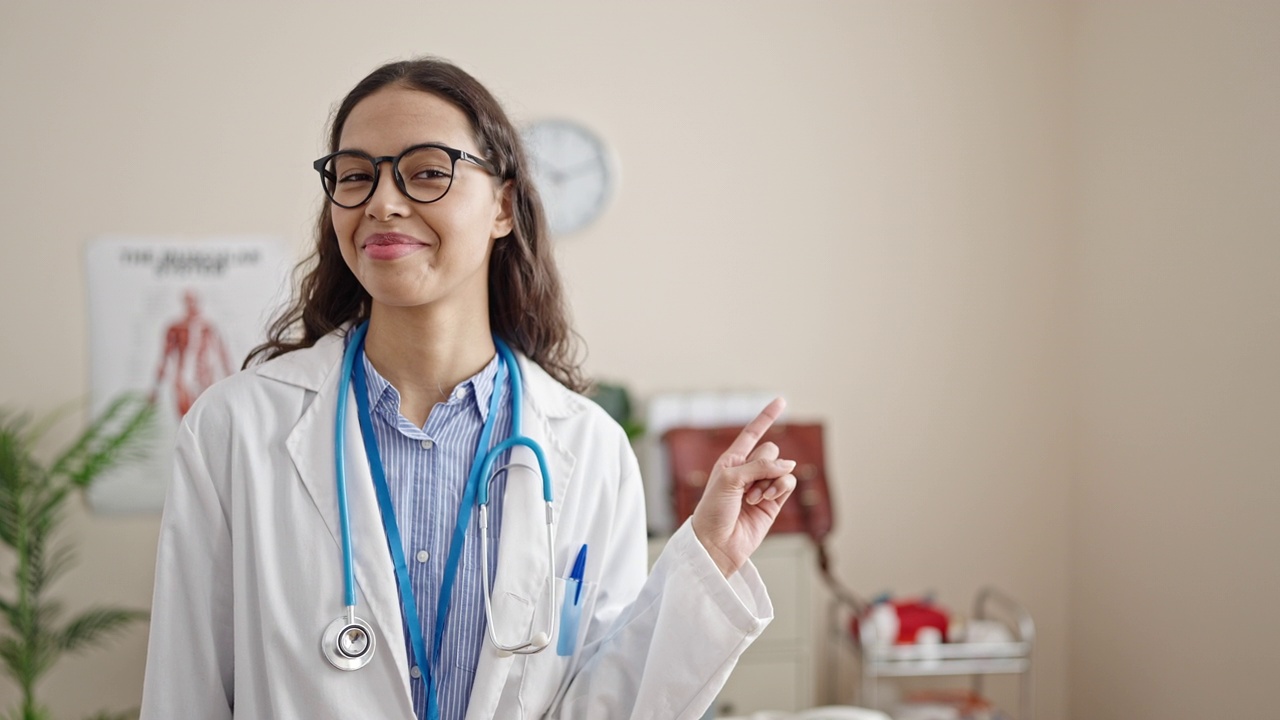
(364, 161, 409, 221)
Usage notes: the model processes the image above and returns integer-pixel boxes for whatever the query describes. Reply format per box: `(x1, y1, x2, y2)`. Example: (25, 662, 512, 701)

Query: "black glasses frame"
(312, 143, 497, 209)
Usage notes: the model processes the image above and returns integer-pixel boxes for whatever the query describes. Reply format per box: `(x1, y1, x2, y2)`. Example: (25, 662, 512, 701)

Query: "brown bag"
(662, 423, 834, 542)
(662, 421, 867, 612)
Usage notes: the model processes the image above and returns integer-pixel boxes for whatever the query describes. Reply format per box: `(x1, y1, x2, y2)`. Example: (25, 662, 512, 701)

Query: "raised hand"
(690, 397, 797, 577)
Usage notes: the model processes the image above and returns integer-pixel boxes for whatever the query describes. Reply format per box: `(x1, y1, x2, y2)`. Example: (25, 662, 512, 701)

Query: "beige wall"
(0, 2, 1270, 719)
(1068, 3, 1280, 718)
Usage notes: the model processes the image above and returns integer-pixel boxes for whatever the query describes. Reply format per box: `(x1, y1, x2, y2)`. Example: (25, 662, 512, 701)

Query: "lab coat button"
(416, 550, 429, 563)
(410, 665, 421, 679)
(420, 439, 434, 450)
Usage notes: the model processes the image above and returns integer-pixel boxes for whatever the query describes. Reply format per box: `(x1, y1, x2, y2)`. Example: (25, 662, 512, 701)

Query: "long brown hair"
(245, 57, 586, 392)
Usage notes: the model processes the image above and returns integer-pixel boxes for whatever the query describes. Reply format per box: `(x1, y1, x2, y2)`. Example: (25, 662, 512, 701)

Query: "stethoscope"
(322, 321, 557, 701)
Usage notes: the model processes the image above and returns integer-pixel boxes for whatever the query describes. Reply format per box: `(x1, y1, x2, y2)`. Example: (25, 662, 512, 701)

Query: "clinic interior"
(0, 2, 1276, 719)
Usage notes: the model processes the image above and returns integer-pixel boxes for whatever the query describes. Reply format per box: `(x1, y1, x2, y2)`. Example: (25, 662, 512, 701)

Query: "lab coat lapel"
(465, 355, 575, 720)
(276, 337, 414, 716)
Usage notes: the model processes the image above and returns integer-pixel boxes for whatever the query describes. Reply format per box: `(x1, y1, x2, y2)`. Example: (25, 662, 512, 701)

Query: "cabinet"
(648, 533, 817, 716)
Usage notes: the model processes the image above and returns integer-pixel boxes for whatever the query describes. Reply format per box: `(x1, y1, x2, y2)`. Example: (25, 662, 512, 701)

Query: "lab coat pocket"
(553, 575, 597, 660)
(513, 576, 598, 713)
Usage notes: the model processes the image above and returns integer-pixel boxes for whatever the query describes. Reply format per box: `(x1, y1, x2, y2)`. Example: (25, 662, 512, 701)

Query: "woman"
(140, 57, 797, 720)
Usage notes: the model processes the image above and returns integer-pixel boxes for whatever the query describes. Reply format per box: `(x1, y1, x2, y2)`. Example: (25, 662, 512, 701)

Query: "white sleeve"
(552, 458, 773, 719)
(139, 420, 234, 720)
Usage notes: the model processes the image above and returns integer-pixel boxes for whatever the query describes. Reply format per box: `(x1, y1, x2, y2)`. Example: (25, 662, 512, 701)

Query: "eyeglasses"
(312, 143, 496, 209)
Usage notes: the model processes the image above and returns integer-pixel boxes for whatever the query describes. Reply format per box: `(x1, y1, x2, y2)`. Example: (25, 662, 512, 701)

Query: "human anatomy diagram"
(150, 290, 233, 417)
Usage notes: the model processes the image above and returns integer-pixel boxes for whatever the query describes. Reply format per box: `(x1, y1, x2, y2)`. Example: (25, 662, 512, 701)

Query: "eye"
(412, 168, 451, 180)
(328, 153, 375, 185)
(399, 146, 455, 184)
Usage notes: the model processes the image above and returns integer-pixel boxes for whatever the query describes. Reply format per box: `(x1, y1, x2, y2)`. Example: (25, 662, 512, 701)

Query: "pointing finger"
(719, 397, 786, 466)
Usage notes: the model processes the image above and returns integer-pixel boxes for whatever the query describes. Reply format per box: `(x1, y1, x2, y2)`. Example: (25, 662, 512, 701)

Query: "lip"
(360, 232, 429, 260)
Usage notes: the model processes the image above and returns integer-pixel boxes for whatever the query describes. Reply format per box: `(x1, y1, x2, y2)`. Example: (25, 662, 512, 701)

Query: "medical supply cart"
(832, 587, 1035, 720)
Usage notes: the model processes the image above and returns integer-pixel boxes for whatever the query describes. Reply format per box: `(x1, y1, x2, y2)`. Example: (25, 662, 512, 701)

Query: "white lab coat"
(140, 330, 773, 720)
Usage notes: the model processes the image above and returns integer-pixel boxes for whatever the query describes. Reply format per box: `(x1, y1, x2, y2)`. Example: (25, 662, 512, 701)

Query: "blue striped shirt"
(360, 351, 509, 720)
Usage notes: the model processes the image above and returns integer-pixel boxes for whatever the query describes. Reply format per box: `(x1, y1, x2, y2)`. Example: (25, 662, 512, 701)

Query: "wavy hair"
(245, 57, 585, 392)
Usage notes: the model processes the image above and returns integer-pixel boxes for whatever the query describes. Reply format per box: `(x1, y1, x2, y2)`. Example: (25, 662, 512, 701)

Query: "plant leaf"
(48, 395, 157, 489)
(31, 544, 77, 595)
(16, 398, 82, 450)
(0, 635, 26, 686)
(0, 398, 153, 717)
(58, 607, 147, 654)
(0, 597, 16, 623)
(34, 599, 65, 633)
(0, 418, 44, 549)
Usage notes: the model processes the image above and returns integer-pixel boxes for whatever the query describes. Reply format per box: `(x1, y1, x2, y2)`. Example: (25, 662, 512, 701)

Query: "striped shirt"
(360, 350, 510, 720)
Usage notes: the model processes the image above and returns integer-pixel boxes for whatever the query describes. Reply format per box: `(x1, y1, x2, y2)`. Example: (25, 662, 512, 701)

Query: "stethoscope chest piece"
(322, 613, 376, 671)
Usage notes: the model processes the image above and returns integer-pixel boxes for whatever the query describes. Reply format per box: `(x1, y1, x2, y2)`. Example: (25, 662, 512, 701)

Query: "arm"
(139, 420, 234, 720)
(549, 423, 780, 719)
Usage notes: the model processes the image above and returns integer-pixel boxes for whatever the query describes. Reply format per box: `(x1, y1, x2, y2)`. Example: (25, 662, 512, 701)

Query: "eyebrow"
(334, 141, 458, 155)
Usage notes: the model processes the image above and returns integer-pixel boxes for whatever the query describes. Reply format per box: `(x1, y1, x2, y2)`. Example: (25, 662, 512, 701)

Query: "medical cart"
(831, 586, 1035, 719)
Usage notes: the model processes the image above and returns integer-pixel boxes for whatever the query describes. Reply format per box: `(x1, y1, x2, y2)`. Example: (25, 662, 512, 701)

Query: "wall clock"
(521, 119, 614, 237)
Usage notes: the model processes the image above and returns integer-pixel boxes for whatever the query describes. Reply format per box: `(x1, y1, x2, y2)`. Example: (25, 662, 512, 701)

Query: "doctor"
(140, 56, 798, 720)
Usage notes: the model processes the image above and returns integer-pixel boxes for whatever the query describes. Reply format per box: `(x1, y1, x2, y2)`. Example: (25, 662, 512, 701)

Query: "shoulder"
(517, 356, 639, 493)
(518, 355, 624, 441)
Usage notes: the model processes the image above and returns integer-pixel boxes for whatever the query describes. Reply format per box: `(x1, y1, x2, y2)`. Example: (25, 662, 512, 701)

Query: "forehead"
(338, 86, 479, 154)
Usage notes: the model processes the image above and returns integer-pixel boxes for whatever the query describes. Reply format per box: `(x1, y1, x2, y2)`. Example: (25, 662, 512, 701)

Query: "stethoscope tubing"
(328, 320, 559, 689)
(335, 320, 369, 609)
(478, 463, 557, 655)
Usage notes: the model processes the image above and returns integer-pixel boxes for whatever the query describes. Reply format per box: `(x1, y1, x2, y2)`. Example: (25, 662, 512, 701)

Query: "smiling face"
(331, 86, 512, 324)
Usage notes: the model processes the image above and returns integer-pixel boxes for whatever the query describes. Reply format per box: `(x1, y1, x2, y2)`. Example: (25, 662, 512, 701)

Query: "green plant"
(587, 382, 645, 441)
(0, 395, 155, 720)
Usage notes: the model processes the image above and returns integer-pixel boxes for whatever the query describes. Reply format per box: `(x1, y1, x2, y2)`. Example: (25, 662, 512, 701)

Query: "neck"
(362, 303, 496, 427)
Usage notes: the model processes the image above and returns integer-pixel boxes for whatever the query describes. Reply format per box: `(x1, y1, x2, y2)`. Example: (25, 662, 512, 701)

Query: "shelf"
(831, 587, 1035, 720)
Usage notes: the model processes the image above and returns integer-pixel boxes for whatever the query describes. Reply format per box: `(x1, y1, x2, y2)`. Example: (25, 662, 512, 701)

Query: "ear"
(490, 180, 515, 240)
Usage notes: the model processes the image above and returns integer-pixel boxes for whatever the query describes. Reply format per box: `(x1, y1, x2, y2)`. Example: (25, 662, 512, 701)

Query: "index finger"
(720, 397, 787, 465)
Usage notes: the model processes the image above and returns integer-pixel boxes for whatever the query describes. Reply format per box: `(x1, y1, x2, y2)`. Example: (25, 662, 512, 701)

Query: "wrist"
(692, 524, 740, 578)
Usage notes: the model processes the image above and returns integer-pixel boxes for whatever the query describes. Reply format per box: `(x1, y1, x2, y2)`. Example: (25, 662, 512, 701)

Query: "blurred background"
(1, 2, 1277, 719)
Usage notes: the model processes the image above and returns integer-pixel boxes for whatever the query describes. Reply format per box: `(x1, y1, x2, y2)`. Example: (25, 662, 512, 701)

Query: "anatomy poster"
(85, 236, 291, 513)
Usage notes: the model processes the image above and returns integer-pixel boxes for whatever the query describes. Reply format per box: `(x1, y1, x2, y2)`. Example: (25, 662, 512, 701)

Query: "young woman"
(140, 57, 797, 720)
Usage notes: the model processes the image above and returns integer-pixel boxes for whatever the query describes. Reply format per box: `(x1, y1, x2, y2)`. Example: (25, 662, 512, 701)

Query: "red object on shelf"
(850, 598, 951, 644)
(894, 599, 949, 643)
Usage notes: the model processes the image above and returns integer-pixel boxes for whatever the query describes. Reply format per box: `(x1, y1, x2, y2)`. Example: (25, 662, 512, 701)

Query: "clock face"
(521, 119, 613, 237)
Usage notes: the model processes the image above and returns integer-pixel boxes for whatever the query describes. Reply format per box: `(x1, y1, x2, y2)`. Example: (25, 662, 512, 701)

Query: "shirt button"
(420, 439, 434, 450)
(410, 665, 422, 679)
(416, 550, 429, 563)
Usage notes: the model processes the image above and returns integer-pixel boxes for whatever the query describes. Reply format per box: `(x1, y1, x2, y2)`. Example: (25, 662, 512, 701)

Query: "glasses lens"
(323, 153, 376, 208)
(397, 146, 455, 203)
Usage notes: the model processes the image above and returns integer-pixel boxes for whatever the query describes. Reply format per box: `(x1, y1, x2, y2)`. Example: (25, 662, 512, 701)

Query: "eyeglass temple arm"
(458, 150, 497, 175)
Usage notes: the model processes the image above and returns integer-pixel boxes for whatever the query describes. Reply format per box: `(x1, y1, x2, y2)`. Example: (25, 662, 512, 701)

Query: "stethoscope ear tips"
(530, 632, 550, 649)
(497, 648, 514, 658)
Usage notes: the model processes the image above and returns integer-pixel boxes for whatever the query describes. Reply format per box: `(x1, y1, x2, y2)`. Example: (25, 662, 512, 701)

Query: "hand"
(690, 398, 798, 577)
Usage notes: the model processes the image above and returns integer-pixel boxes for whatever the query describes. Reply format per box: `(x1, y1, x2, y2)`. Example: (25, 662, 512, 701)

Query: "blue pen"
(558, 544, 589, 656)
(570, 544, 588, 605)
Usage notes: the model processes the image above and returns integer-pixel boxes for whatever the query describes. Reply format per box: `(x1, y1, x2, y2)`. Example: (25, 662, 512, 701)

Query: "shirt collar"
(358, 347, 503, 423)
(467, 352, 502, 422)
